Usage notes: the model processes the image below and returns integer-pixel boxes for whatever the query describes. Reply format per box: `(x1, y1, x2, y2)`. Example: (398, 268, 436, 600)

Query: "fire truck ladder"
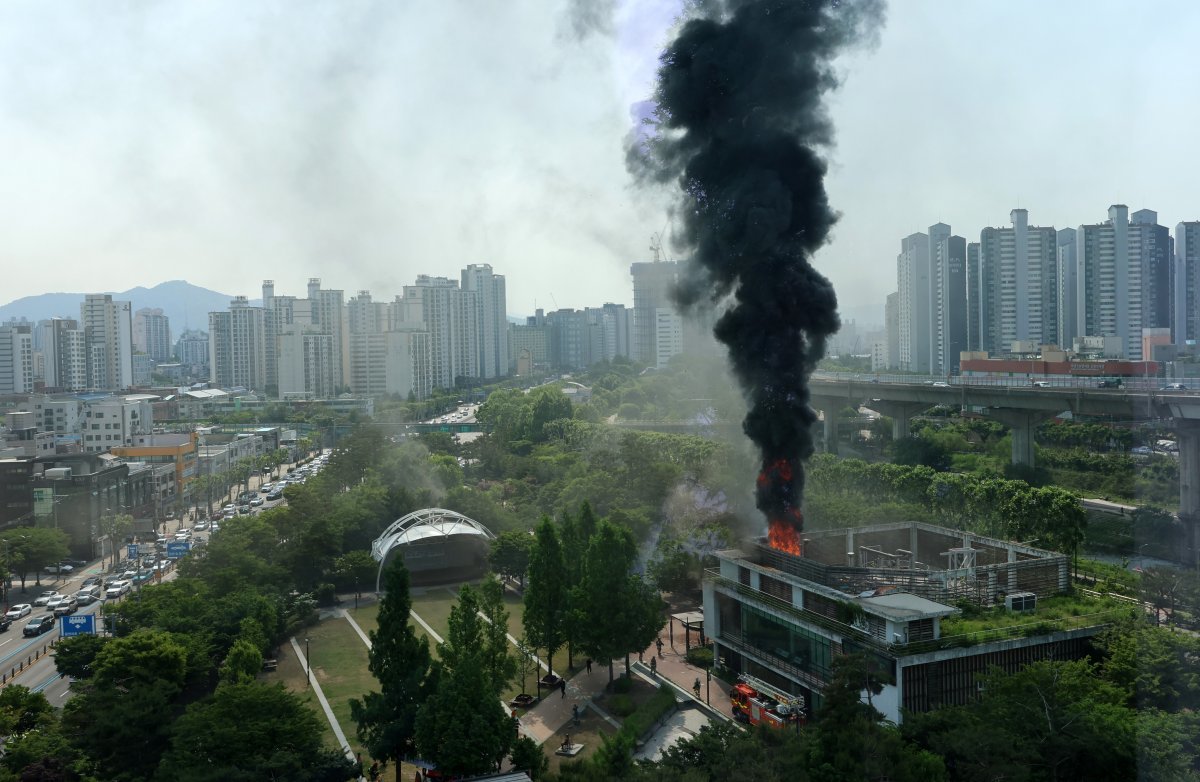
(737, 674, 806, 713)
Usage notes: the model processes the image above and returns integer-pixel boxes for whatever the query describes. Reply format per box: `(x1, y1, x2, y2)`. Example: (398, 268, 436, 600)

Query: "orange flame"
(768, 517, 802, 555)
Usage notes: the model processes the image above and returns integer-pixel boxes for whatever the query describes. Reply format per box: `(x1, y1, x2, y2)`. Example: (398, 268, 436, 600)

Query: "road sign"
(127, 544, 139, 560)
(60, 614, 95, 637)
(166, 541, 191, 559)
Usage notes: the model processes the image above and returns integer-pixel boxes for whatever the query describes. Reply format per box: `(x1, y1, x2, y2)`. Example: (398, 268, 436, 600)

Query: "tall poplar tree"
(350, 559, 431, 765)
(523, 517, 567, 680)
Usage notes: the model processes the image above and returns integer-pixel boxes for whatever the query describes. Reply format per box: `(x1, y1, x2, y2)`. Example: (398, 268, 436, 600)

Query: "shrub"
(607, 694, 636, 717)
(610, 675, 633, 694)
(685, 646, 713, 668)
(313, 583, 337, 607)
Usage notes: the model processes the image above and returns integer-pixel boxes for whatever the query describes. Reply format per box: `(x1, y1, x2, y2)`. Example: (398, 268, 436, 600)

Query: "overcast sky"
(2, 0, 1198, 329)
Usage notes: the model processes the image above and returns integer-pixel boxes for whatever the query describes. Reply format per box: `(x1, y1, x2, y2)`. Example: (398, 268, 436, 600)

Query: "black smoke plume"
(630, 0, 884, 534)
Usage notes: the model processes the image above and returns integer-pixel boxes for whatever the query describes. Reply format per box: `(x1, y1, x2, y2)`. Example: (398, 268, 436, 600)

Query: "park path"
(289, 636, 357, 764)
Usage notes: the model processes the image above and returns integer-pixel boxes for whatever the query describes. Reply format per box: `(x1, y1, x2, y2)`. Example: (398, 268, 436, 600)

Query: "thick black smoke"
(631, 0, 884, 528)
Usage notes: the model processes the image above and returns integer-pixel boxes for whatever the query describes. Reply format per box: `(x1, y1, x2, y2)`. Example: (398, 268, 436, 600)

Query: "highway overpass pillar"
(863, 400, 930, 441)
(987, 408, 1057, 468)
(811, 397, 843, 455)
(1177, 422, 1200, 567)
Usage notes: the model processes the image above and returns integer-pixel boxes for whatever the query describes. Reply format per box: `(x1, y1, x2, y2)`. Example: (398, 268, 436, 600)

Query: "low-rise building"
(704, 521, 1120, 723)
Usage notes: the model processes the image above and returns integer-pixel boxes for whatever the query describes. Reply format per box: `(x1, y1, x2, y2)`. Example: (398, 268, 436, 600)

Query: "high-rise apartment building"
(41, 318, 88, 391)
(896, 233, 930, 372)
(965, 242, 982, 351)
(133, 308, 172, 362)
(461, 264, 509, 380)
(277, 325, 337, 399)
(175, 329, 209, 372)
(930, 228, 967, 374)
(208, 297, 267, 390)
(346, 291, 432, 399)
(977, 209, 1057, 355)
(306, 279, 349, 390)
(80, 294, 133, 391)
(884, 291, 899, 369)
(1077, 206, 1169, 359)
(0, 325, 33, 394)
(1174, 221, 1200, 344)
(630, 261, 681, 367)
(399, 276, 478, 389)
(583, 303, 632, 363)
(1055, 228, 1079, 349)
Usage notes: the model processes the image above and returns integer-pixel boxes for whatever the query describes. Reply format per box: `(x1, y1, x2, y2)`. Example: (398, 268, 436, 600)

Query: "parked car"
(193, 521, 209, 532)
(6, 604, 32, 620)
(1131, 446, 1153, 456)
(23, 615, 54, 637)
(53, 596, 78, 616)
(33, 591, 61, 607)
(61, 558, 87, 568)
(75, 587, 100, 606)
(44, 563, 74, 575)
(266, 490, 283, 501)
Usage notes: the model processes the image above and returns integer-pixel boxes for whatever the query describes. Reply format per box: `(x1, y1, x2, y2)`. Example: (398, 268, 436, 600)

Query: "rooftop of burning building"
(711, 520, 1072, 624)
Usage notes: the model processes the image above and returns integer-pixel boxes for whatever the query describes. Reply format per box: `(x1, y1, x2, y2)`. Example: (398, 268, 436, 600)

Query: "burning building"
(703, 521, 1121, 722)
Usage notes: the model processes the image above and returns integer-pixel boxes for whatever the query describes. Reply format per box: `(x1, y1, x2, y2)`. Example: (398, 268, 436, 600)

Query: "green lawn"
(939, 592, 1135, 640)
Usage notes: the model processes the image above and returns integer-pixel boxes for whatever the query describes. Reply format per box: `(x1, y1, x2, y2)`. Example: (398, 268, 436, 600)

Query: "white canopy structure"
(371, 508, 495, 591)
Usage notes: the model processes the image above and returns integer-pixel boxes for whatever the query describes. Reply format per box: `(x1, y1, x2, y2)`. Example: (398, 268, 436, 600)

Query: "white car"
(5, 604, 31, 620)
(105, 581, 131, 599)
(44, 595, 69, 611)
(33, 591, 62, 607)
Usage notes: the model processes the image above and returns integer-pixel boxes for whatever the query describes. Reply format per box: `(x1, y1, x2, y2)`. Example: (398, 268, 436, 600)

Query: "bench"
(262, 659, 278, 672)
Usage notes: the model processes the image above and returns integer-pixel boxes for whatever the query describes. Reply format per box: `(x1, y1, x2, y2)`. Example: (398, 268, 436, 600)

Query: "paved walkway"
(289, 636, 357, 763)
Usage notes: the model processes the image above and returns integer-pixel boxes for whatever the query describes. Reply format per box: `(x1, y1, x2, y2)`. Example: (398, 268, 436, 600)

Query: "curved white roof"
(370, 508, 494, 563)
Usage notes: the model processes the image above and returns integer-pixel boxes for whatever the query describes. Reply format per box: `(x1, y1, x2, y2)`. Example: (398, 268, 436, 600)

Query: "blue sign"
(60, 614, 95, 637)
(127, 544, 139, 560)
(166, 541, 191, 559)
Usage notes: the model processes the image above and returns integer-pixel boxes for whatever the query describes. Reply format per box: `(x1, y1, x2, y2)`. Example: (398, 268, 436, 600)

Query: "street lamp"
(305, 637, 311, 687)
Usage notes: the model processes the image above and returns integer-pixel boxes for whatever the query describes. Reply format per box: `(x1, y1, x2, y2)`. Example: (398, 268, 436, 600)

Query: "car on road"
(1131, 446, 1154, 456)
(61, 558, 88, 568)
(33, 591, 62, 606)
(1161, 383, 1187, 391)
(193, 520, 209, 531)
(249, 497, 264, 507)
(53, 596, 78, 616)
(266, 489, 283, 501)
(81, 576, 102, 589)
(76, 587, 100, 606)
(4, 604, 30, 621)
(260, 484, 274, 493)
(1097, 379, 1122, 388)
(0, 616, 10, 632)
(44, 563, 74, 575)
(23, 615, 54, 637)
(105, 581, 131, 600)
(210, 522, 220, 533)
(932, 381, 949, 387)
(44, 595, 70, 611)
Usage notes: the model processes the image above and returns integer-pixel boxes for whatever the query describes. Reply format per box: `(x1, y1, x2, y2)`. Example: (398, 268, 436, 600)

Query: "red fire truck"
(729, 673, 805, 728)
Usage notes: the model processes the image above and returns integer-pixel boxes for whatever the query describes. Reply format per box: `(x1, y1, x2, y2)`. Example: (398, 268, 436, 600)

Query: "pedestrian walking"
(650, 657, 657, 676)
(693, 677, 702, 698)
(656, 637, 664, 657)
(560, 678, 567, 698)
(572, 704, 580, 725)
(585, 658, 592, 674)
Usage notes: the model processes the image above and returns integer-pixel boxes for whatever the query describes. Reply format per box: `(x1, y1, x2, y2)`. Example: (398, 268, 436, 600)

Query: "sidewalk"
(518, 662, 622, 746)
(638, 628, 734, 720)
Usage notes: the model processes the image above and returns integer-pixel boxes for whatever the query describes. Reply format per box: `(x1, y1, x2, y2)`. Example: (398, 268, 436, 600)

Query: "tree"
(333, 550, 377, 598)
(91, 629, 190, 694)
(489, 530, 534, 588)
(219, 637, 263, 685)
(574, 520, 664, 685)
(350, 559, 432, 765)
(513, 635, 540, 698)
(510, 735, 549, 781)
(523, 517, 567, 681)
(0, 527, 69, 591)
(54, 634, 109, 680)
(98, 512, 135, 569)
(157, 682, 355, 782)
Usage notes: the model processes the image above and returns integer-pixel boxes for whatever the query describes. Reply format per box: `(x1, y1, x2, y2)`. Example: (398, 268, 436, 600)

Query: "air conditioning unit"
(1004, 592, 1037, 612)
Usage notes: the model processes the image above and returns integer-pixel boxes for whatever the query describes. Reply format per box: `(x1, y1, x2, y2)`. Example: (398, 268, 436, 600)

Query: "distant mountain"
(0, 280, 262, 338)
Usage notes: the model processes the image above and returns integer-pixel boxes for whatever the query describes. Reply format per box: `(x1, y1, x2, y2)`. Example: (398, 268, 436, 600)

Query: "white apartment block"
(654, 308, 684, 370)
(978, 209, 1057, 355)
(80, 294, 134, 391)
(0, 325, 34, 394)
(461, 264, 509, 380)
(1077, 206, 1169, 360)
(306, 279, 349, 390)
(277, 324, 337, 399)
(884, 291, 899, 370)
(81, 395, 154, 453)
(399, 276, 479, 390)
(20, 396, 83, 435)
(208, 297, 267, 391)
(133, 307, 172, 362)
(1056, 228, 1079, 349)
(349, 329, 432, 400)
